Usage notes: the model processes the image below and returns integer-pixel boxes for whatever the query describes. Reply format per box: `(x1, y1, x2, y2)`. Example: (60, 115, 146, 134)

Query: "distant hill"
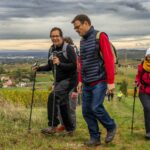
(0, 50, 48, 64)
(0, 50, 48, 58)
(0, 49, 146, 64)
(117, 49, 146, 60)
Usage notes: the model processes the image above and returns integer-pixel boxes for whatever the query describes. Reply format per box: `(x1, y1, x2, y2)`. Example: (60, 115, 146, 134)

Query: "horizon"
(0, 36, 149, 51)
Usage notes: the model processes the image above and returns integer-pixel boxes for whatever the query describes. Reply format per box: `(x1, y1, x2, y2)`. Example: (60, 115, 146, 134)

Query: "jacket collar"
(83, 26, 94, 39)
(52, 42, 64, 51)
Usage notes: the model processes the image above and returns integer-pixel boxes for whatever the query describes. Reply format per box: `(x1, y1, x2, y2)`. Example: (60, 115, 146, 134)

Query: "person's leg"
(54, 79, 75, 133)
(47, 91, 59, 127)
(92, 82, 116, 143)
(57, 88, 74, 132)
(82, 85, 100, 141)
(41, 91, 59, 134)
(139, 93, 150, 134)
(69, 91, 77, 129)
(58, 90, 77, 129)
(57, 105, 64, 125)
(55, 105, 65, 132)
(92, 82, 116, 131)
(60, 103, 74, 132)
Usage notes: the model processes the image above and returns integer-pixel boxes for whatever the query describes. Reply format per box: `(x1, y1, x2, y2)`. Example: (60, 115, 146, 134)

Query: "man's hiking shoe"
(55, 125, 65, 132)
(145, 133, 150, 139)
(41, 127, 57, 135)
(84, 139, 101, 146)
(61, 130, 74, 137)
(105, 126, 117, 143)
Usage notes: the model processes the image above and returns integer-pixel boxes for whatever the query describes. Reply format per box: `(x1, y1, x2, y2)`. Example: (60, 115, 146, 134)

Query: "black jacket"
(38, 42, 77, 89)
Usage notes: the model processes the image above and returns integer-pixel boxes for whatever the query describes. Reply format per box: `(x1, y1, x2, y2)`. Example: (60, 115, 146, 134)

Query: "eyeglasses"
(74, 24, 82, 30)
(50, 35, 61, 38)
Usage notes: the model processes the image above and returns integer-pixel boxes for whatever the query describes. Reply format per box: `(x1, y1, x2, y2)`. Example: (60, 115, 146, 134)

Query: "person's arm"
(58, 45, 76, 71)
(100, 32, 115, 92)
(35, 51, 52, 71)
(77, 56, 83, 94)
(37, 64, 51, 71)
(77, 55, 82, 83)
(135, 64, 142, 86)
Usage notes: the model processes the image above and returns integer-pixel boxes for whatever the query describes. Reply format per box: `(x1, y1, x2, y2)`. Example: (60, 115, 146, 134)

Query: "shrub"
(119, 79, 128, 97)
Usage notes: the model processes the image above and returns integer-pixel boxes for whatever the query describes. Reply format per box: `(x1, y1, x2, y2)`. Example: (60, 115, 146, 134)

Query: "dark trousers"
(47, 79, 74, 131)
(58, 89, 77, 129)
(139, 93, 150, 133)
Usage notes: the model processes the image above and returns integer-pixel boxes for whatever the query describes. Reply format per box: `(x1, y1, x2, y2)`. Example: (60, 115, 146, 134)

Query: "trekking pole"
(51, 64, 56, 127)
(131, 86, 137, 134)
(28, 62, 37, 132)
(107, 93, 110, 101)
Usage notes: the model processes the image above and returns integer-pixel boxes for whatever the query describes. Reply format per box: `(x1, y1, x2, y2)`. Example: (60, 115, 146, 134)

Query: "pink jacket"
(135, 64, 150, 95)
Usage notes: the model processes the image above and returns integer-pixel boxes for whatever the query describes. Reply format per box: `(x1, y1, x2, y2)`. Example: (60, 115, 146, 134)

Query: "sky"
(0, 0, 150, 50)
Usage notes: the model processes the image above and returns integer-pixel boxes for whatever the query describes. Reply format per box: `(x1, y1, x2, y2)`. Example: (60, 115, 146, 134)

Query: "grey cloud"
(0, 0, 122, 19)
(0, 0, 150, 40)
(117, 1, 148, 12)
(0, 0, 149, 20)
(106, 8, 118, 13)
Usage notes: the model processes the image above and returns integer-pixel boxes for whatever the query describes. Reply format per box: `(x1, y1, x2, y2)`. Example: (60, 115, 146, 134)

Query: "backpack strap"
(96, 31, 101, 40)
(73, 45, 80, 56)
(95, 31, 103, 59)
(62, 42, 79, 59)
(110, 42, 118, 64)
(48, 46, 53, 60)
(96, 31, 118, 64)
(62, 42, 68, 59)
(48, 43, 68, 60)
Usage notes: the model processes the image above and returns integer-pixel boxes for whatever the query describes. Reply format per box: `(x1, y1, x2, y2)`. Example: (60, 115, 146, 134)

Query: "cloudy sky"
(0, 0, 150, 50)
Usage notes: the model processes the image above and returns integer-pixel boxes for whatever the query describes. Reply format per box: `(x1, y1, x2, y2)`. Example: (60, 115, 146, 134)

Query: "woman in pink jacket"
(135, 48, 150, 139)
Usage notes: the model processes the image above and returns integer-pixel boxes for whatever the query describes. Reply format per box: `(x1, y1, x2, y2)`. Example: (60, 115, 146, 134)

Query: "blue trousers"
(82, 82, 116, 140)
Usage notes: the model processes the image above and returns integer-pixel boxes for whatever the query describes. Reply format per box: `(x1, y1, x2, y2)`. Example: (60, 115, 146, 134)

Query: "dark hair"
(50, 27, 63, 37)
(71, 14, 91, 25)
(64, 37, 74, 45)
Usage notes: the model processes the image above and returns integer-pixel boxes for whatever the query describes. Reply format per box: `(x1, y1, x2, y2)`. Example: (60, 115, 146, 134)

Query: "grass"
(0, 64, 149, 149)
(36, 73, 53, 82)
(0, 95, 150, 150)
(0, 89, 49, 107)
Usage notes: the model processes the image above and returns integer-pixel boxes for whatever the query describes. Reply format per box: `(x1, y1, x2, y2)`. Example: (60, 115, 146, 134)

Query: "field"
(0, 64, 150, 150)
(0, 95, 150, 150)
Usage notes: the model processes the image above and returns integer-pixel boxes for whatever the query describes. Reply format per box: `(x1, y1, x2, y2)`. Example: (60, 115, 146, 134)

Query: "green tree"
(119, 79, 128, 97)
(0, 80, 3, 88)
(11, 69, 22, 82)
(0, 65, 5, 74)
